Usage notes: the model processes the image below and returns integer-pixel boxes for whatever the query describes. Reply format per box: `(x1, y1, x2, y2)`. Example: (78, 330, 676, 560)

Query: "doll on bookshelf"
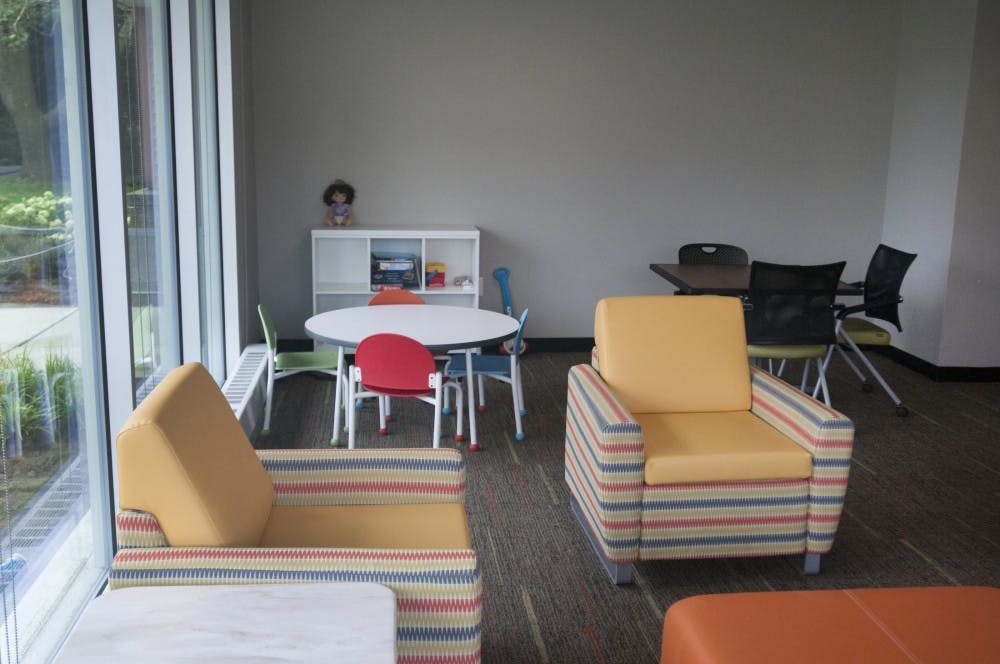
(323, 179, 355, 227)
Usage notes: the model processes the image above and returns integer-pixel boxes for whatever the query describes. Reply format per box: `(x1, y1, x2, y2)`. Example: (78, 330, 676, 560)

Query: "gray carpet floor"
(252, 350, 1000, 663)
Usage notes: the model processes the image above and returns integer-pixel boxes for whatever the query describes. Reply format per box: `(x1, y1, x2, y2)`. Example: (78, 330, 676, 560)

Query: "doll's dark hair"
(323, 179, 356, 205)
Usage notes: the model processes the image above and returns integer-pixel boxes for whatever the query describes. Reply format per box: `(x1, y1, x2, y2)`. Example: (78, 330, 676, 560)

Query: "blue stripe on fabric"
(569, 484, 641, 552)
(809, 495, 845, 505)
(397, 625, 481, 642)
(565, 408, 644, 475)
(564, 443, 642, 513)
(808, 531, 836, 541)
(260, 456, 464, 473)
(752, 375, 853, 431)
(568, 368, 641, 436)
(643, 495, 808, 510)
(644, 531, 807, 547)
(110, 567, 477, 585)
(813, 457, 851, 468)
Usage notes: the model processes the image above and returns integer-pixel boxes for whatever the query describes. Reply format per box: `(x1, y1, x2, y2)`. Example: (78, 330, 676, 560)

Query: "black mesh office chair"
(678, 243, 750, 265)
(823, 244, 917, 416)
(745, 261, 846, 406)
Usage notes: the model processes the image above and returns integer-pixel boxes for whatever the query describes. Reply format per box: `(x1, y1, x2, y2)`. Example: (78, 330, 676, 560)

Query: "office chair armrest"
(256, 447, 466, 506)
(565, 364, 644, 564)
(835, 296, 903, 320)
(749, 367, 854, 553)
(109, 546, 482, 662)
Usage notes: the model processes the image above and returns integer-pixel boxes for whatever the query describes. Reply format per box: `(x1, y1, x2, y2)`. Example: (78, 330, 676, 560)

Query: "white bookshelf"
(311, 226, 481, 314)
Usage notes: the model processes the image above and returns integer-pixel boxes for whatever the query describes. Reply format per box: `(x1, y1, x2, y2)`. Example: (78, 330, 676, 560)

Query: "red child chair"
(346, 333, 463, 449)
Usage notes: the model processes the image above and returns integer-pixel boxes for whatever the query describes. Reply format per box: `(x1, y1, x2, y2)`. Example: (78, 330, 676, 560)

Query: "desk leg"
(466, 349, 479, 451)
(331, 345, 345, 446)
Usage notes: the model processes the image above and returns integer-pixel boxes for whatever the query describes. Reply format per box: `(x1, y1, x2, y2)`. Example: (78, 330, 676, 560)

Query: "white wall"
(940, 0, 1000, 366)
(248, 0, 897, 340)
(880, 0, 978, 363)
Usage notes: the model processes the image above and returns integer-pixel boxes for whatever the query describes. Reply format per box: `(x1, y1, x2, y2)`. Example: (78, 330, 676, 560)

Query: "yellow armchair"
(111, 362, 481, 662)
(566, 296, 854, 583)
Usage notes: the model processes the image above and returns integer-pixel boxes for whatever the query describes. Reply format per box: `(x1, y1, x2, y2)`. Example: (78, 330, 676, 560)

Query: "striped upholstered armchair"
(111, 363, 480, 663)
(566, 296, 854, 584)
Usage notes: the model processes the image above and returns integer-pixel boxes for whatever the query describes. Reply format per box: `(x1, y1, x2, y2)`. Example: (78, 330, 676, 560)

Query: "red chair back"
(355, 333, 435, 394)
(368, 290, 425, 305)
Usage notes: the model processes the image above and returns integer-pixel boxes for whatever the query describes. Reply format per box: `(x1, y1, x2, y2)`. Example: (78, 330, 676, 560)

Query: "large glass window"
(0, 0, 112, 660)
(115, 0, 181, 400)
(192, 0, 225, 379)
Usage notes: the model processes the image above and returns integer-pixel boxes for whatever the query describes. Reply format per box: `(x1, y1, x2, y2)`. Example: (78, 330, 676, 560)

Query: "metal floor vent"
(222, 344, 268, 421)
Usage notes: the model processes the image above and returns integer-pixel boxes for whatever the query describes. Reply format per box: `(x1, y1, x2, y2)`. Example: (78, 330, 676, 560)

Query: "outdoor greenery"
(1, 350, 79, 456)
(0, 349, 79, 516)
(0, 185, 72, 294)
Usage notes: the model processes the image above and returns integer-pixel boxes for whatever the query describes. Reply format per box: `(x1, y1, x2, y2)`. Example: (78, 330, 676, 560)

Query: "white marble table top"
(56, 583, 396, 663)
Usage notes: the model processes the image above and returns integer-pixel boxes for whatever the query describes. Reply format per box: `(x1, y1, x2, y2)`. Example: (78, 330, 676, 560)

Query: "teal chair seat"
(444, 309, 528, 441)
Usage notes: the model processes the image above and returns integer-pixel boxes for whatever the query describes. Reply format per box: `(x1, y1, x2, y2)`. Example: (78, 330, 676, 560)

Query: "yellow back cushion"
(594, 296, 751, 413)
(117, 362, 275, 546)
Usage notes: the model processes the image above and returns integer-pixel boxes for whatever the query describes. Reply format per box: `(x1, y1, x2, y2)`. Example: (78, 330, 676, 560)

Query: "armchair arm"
(565, 364, 643, 565)
(836, 296, 902, 320)
(256, 447, 466, 507)
(110, 546, 481, 663)
(749, 366, 854, 554)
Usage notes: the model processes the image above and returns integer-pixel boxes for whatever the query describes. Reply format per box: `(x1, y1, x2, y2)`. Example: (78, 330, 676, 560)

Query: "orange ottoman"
(661, 586, 1000, 664)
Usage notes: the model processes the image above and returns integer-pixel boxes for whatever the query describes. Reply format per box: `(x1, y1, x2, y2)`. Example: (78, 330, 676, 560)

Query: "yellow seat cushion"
(261, 503, 472, 550)
(636, 411, 814, 484)
(840, 317, 891, 345)
(595, 296, 750, 414)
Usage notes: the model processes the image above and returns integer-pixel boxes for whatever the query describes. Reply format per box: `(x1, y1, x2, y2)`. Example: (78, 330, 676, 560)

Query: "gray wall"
(941, 0, 1000, 365)
(244, 1, 997, 366)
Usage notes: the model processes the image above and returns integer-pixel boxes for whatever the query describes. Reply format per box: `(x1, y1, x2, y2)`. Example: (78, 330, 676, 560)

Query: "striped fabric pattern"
(640, 478, 810, 560)
(109, 546, 481, 664)
(748, 366, 854, 553)
(116, 510, 168, 549)
(564, 361, 855, 568)
(257, 447, 466, 506)
(565, 364, 644, 564)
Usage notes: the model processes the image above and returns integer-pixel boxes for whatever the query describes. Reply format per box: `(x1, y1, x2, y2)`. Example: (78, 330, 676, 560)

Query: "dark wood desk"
(650, 263, 863, 296)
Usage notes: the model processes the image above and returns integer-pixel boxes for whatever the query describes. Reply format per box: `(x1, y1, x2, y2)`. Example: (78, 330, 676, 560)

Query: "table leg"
(466, 348, 479, 451)
(331, 345, 345, 446)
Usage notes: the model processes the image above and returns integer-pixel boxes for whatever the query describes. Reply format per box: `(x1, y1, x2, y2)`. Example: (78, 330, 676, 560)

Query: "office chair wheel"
(896, 405, 909, 417)
(861, 382, 874, 393)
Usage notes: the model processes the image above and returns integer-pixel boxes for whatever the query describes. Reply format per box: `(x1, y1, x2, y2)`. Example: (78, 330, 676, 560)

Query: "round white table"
(305, 304, 520, 451)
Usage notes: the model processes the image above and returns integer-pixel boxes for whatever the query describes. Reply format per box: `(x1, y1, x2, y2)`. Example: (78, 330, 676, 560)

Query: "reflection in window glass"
(192, 0, 225, 380)
(115, 0, 180, 400)
(0, 1, 111, 660)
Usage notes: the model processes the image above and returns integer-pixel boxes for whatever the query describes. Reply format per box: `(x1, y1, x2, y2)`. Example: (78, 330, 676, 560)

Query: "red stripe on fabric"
(398, 655, 479, 664)
(752, 369, 842, 418)
(810, 477, 849, 486)
(576, 365, 631, 423)
(644, 515, 805, 528)
(567, 388, 644, 454)
(752, 394, 853, 450)
(117, 519, 161, 532)
(565, 443, 642, 494)
(565, 462, 642, 532)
